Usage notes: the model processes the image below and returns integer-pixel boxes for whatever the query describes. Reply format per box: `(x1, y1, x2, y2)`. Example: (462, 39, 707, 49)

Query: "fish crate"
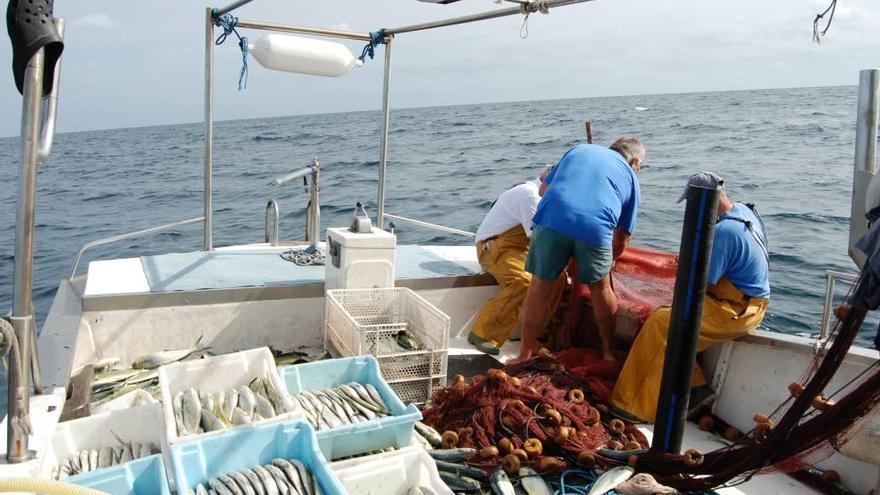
(158, 347, 302, 449)
(279, 355, 422, 460)
(170, 418, 346, 495)
(41, 403, 170, 495)
(331, 445, 453, 495)
(325, 287, 450, 405)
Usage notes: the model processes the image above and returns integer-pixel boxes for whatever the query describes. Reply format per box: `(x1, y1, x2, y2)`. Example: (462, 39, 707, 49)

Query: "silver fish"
(414, 422, 442, 448)
(364, 383, 388, 410)
(586, 466, 635, 495)
(217, 474, 243, 495)
(221, 388, 238, 423)
(182, 387, 202, 435)
(265, 465, 292, 495)
(272, 459, 305, 495)
(209, 478, 235, 495)
(201, 391, 216, 414)
(253, 466, 279, 495)
(289, 459, 316, 495)
(263, 377, 287, 413)
(254, 393, 277, 419)
(241, 469, 267, 495)
(490, 467, 515, 495)
(407, 488, 425, 495)
(238, 386, 257, 417)
(519, 467, 552, 495)
(201, 408, 226, 432)
(79, 450, 91, 473)
(249, 377, 268, 399)
(88, 448, 99, 472)
(228, 471, 256, 495)
(131, 336, 209, 369)
(195, 484, 210, 495)
(231, 407, 253, 425)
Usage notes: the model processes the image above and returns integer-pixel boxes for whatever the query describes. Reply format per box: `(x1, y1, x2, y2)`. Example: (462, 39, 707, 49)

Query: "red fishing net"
(557, 246, 678, 348)
(422, 349, 649, 473)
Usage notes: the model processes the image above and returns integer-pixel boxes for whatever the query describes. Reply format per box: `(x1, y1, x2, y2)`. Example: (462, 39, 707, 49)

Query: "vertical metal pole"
(850, 68, 880, 268)
(7, 47, 45, 463)
(376, 36, 393, 230)
(308, 159, 321, 250)
(204, 8, 215, 251)
(651, 184, 720, 454)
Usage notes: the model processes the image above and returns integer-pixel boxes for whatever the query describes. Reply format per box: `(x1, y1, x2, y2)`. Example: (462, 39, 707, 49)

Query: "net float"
(524, 386, 539, 395)
(567, 388, 585, 404)
(698, 415, 714, 431)
(788, 382, 805, 397)
(624, 440, 641, 450)
(510, 376, 521, 387)
(576, 451, 596, 467)
(812, 395, 836, 412)
(537, 347, 553, 358)
(523, 438, 543, 457)
(479, 446, 499, 459)
(452, 374, 465, 385)
(683, 448, 704, 467)
(538, 456, 564, 474)
(585, 407, 601, 426)
(820, 469, 840, 483)
(607, 440, 624, 451)
(501, 414, 516, 429)
(753, 413, 770, 424)
(511, 448, 529, 462)
(502, 454, 521, 475)
(441, 430, 459, 449)
(609, 418, 626, 434)
(723, 427, 742, 441)
(753, 422, 772, 441)
(498, 437, 513, 454)
(554, 426, 570, 445)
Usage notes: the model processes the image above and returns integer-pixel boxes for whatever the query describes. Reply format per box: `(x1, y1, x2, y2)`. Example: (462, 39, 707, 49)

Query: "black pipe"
(651, 184, 720, 454)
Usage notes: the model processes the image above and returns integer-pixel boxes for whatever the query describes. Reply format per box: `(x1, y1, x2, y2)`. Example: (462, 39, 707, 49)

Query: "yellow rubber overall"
(610, 278, 769, 422)
(472, 225, 564, 347)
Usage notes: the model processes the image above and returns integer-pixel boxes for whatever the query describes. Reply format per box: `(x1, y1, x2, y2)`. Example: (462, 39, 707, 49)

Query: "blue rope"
(359, 29, 387, 63)
(213, 14, 248, 91)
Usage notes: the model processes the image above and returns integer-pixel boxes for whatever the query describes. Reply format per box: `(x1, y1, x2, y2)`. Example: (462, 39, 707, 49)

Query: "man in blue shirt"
(517, 138, 644, 362)
(611, 171, 771, 422)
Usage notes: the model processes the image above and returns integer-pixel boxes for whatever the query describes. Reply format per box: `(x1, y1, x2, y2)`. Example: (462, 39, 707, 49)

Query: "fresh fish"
(241, 469, 267, 495)
(263, 376, 288, 413)
(249, 377, 268, 399)
(92, 369, 140, 387)
(201, 408, 226, 432)
(254, 392, 277, 419)
(364, 383, 387, 410)
(434, 460, 487, 480)
(183, 387, 202, 435)
(407, 488, 425, 495)
(289, 458, 316, 495)
(97, 446, 113, 468)
(218, 474, 244, 495)
(79, 450, 91, 473)
(490, 468, 515, 495)
(209, 477, 235, 495)
(231, 407, 253, 425)
(395, 330, 420, 350)
(89, 448, 99, 471)
(272, 459, 305, 495)
(131, 336, 209, 369)
(195, 484, 210, 495)
(201, 391, 216, 414)
(238, 386, 257, 417)
(92, 357, 121, 374)
(438, 472, 481, 492)
(221, 388, 238, 423)
(586, 466, 635, 495)
(519, 467, 552, 495)
(414, 422, 443, 448)
(265, 465, 292, 495)
(326, 389, 359, 422)
(228, 471, 256, 495)
(253, 466, 280, 495)
(119, 443, 133, 463)
(428, 448, 477, 462)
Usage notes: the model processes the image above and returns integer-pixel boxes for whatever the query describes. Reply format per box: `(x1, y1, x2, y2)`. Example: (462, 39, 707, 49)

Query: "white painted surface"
(84, 258, 149, 296)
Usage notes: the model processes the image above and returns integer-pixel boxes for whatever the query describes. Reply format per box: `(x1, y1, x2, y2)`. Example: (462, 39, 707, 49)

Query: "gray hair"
(610, 137, 645, 164)
(539, 162, 556, 181)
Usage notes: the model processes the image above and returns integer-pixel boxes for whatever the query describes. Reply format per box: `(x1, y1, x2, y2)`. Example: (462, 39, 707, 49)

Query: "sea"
(0, 85, 877, 417)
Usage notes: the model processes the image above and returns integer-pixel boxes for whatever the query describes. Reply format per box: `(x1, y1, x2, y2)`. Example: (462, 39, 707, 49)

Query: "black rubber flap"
(6, 0, 64, 95)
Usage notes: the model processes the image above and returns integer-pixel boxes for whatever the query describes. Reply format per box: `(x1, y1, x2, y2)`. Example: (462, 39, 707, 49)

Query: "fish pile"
(52, 438, 158, 481)
(88, 338, 211, 409)
(291, 382, 391, 431)
(173, 376, 294, 437)
(187, 458, 321, 495)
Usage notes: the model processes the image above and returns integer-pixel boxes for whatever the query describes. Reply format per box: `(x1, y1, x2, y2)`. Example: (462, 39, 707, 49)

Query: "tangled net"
(423, 349, 648, 474)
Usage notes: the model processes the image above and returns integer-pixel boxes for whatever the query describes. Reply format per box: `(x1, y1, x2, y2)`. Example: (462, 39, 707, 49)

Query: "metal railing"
(818, 270, 859, 350)
(264, 200, 280, 245)
(270, 158, 321, 249)
(383, 213, 475, 238)
(67, 217, 206, 279)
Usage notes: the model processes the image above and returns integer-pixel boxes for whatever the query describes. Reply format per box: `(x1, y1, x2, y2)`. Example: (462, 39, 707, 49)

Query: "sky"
(0, 0, 878, 137)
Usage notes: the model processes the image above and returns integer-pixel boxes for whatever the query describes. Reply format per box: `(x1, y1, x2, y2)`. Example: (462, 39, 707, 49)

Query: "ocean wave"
(83, 192, 123, 201)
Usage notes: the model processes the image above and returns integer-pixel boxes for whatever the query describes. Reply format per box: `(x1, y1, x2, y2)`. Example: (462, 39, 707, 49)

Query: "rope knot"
(359, 29, 388, 63)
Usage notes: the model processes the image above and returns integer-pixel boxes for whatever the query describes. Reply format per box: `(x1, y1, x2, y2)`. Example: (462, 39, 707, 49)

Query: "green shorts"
(525, 225, 613, 284)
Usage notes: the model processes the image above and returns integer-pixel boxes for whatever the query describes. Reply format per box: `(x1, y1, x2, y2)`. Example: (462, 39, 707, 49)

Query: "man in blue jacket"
(517, 138, 644, 362)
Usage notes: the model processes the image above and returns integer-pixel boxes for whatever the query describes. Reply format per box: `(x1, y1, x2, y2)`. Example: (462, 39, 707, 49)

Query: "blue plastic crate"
(170, 419, 345, 495)
(280, 355, 422, 460)
(68, 454, 170, 495)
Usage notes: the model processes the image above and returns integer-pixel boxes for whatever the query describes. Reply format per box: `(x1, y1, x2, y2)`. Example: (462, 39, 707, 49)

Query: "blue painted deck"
(141, 245, 479, 292)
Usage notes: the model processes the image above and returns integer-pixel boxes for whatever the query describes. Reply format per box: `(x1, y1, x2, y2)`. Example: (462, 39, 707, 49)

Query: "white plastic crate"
(158, 347, 301, 448)
(331, 445, 453, 495)
(325, 288, 450, 405)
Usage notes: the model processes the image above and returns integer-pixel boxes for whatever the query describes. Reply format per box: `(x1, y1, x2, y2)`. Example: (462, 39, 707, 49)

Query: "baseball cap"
(677, 171, 724, 203)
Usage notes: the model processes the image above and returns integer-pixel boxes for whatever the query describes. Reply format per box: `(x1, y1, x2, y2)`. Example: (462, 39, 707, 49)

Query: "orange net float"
(683, 448, 704, 468)
(609, 418, 626, 434)
(523, 438, 543, 457)
(511, 448, 528, 463)
(568, 388, 585, 404)
(441, 430, 459, 449)
(480, 446, 499, 458)
(576, 451, 596, 467)
(538, 456, 565, 474)
(812, 395, 836, 412)
(501, 454, 521, 475)
(788, 382, 805, 398)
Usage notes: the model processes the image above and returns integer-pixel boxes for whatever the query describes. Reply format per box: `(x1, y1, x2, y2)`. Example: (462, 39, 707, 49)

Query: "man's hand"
(612, 228, 631, 261)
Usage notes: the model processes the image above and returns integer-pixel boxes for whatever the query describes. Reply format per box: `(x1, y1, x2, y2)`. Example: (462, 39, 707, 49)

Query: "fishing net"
(629, 269, 880, 492)
(422, 349, 649, 473)
(556, 246, 678, 348)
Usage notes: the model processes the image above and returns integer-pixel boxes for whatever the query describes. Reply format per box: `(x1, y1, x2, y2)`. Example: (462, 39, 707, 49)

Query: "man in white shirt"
(468, 164, 561, 354)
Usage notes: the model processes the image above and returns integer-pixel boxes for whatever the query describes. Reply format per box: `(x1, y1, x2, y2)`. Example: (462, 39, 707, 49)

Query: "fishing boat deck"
(83, 243, 488, 304)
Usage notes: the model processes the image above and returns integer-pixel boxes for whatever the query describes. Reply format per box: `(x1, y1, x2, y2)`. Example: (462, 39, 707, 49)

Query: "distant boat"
(634, 106, 649, 111)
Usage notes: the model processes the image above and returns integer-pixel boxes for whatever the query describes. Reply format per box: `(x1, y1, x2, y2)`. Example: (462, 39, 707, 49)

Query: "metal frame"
(384, 213, 475, 238)
(270, 158, 321, 249)
(818, 270, 859, 349)
(264, 199, 280, 245)
(849, 69, 880, 268)
(67, 217, 206, 279)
